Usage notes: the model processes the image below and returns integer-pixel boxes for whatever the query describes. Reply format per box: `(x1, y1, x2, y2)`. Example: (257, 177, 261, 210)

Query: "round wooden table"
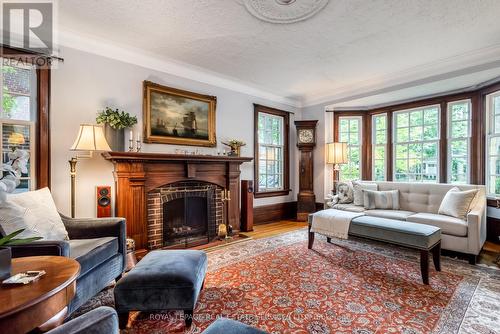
(0, 256, 80, 334)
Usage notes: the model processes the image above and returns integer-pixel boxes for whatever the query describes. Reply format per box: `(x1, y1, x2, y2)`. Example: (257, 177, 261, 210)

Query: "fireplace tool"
(219, 189, 232, 239)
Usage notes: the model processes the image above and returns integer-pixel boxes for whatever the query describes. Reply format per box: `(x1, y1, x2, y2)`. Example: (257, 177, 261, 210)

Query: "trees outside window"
(448, 100, 471, 184)
(372, 114, 387, 181)
(339, 116, 362, 181)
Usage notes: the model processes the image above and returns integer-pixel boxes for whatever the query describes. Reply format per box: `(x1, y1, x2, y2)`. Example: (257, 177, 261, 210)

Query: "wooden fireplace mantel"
(103, 152, 253, 249)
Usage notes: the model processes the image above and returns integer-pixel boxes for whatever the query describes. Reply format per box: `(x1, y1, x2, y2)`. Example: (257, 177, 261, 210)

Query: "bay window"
(372, 114, 387, 181)
(393, 106, 439, 182)
(447, 100, 471, 184)
(486, 91, 500, 195)
(338, 116, 361, 181)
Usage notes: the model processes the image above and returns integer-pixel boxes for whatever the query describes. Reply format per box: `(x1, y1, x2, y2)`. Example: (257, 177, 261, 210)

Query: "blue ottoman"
(202, 318, 269, 334)
(114, 249, 207, 328)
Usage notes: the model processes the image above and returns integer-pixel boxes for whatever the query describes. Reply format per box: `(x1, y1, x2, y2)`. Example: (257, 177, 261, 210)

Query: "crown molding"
(57, 28, 302, 108)
(303, 44, 500, 107)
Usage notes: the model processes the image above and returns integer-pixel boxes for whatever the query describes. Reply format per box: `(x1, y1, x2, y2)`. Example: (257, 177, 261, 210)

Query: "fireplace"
(147, 182, 223, 249)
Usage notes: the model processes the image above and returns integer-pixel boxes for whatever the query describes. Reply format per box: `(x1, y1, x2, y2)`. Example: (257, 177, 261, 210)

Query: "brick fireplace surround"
(147, 182, 224, 249)
(103, 152, 252, 250)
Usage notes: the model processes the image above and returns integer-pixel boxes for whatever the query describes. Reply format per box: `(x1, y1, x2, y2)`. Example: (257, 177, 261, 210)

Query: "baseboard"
(253, 201, 297, 224)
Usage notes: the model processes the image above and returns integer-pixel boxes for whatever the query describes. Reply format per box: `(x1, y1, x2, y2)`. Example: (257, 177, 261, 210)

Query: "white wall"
(51, 47, 301, 217)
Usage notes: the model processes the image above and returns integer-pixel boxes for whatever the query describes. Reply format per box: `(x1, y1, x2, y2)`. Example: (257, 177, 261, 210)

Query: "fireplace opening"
(160, 185, 217, 248)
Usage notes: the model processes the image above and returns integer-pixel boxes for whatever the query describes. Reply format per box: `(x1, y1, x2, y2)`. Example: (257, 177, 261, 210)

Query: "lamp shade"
(326, 142, 348, 164)
(70, 124, 111, 151)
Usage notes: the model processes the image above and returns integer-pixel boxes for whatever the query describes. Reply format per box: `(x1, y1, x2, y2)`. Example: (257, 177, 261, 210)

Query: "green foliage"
(2, 66, 17, 117)
(96, 107, 137, 130)
(0, 229, 42, 246)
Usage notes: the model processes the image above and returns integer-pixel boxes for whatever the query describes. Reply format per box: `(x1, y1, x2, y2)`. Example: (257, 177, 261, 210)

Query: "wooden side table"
(0, 256, 80, 334)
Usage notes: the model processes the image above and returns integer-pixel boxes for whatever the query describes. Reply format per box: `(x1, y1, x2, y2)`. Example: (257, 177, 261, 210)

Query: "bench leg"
(184, 309, 193, 327)
(118, 312, 129, 329)
(420, 250, 429, 285)
(326, 237, 332, 243)
(432, 242, 441, 271)
(308, 222, 315, 249)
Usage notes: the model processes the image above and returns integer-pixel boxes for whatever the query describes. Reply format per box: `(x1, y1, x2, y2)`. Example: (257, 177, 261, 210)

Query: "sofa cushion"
(365, 209, 415, 220)
(352, 181, 378, 206)
(69, 237, 118, 276)
(350, 215, 441, 249)
(407, 213, 468, 237)
(438, 187, 478, 220)
(332, 203, 366, 213)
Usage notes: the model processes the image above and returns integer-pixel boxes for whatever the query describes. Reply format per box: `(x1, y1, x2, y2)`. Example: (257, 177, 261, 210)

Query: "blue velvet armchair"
(8, 214, 126, 314)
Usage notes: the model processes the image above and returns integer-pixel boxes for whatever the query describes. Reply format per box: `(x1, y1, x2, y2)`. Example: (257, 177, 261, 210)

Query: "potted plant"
(0, 229, 42, 280)
(222, 139, 246, 157)
(96, 107, 138, 152)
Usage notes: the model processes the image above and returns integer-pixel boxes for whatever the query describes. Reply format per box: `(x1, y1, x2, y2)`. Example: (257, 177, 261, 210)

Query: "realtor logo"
(2, 1, 54, 54)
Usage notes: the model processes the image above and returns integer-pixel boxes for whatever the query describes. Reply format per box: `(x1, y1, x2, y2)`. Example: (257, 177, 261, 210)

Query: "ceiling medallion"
(243, 0, 329, 24)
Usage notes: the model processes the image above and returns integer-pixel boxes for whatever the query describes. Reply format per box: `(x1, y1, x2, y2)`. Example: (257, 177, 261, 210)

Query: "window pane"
(423, 124, 438, 139)
(409, 126, 422, 141)
(451, 103, 469, 121)
(451, 121, 468, 138)
(489, 176, 500, 195)
(374, 146, 385, 160)
(339, 119, 349, 132)
(424, 108, 439, 125)
(410, 111, 422, 126)
(395, 144, 408, 159)
(396, 113, 409, 127)
(396, 127, 409, 142)
(451, 140, 468, 157)
(490, 137, 500, 156)
(423, 142, 438, 159)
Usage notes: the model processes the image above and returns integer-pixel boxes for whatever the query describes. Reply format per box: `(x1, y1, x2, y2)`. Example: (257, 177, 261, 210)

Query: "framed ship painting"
(143, 81, 217, 147)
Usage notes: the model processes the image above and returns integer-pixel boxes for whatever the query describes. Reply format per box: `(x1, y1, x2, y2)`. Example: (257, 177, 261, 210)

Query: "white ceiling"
(58, 0, 500, 108)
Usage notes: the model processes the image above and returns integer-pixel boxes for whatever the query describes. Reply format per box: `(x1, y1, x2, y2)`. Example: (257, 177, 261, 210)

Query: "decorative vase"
(104, 124, 125, 152)
(0, 247, 12, 280)
(230, 146, 241, 157)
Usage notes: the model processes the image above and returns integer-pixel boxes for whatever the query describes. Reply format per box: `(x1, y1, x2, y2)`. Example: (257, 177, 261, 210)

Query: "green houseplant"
(96, 107, 138, 152)
(0, 229, 42, 280)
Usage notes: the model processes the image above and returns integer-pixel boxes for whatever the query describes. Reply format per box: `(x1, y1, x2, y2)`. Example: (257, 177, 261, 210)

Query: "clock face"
(298, 129, 314, 143)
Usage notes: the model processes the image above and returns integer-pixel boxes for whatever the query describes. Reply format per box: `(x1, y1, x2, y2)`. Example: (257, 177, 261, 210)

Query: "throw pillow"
(363, 189, 400, 210)
(0, 201, 43, 238)
(0, 188, 69, 240)
(336, 182, 354, 204)
(352, 181, 378, 206)
(438, 187, 478, 220)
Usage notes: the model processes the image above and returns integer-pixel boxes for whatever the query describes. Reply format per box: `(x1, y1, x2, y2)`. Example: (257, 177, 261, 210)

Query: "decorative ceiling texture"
(58, 0, 500, 107)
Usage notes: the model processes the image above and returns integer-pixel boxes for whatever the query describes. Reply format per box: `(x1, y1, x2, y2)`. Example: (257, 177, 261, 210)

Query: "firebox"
(147, 182, 222, 249)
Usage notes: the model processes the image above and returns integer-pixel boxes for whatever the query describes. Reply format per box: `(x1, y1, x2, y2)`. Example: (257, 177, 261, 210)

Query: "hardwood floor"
(241, 220, 500, 268)
(240, 220, 308, 239)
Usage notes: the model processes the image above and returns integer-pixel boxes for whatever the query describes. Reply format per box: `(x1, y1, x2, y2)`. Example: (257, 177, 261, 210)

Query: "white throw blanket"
(310, 209, 365, 240)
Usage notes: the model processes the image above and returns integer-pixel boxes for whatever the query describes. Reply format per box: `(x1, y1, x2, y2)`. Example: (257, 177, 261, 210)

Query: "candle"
(136, 132, 140, 141)
(129, 130, 133, 139)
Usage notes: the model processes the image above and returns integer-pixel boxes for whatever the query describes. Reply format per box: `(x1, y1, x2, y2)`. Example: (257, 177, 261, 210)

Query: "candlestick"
(136, 140, 142, 152)
(128, 138, 134, 152)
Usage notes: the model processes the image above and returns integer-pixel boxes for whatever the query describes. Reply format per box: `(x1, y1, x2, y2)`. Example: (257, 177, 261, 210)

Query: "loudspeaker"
(240, 180, 254, 232)
(96, 186, 112, 218)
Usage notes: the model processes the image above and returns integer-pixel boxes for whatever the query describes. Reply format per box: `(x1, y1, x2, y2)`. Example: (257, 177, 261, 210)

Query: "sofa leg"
(432, 242, 441, 271)
(420, 250, 429, 285)
(118, 312, 129, 329)
(308, 231, 315, 249)
(468, 254, 477, 265)
(184, 309, 193, 327)
(327, 237, 332, 243)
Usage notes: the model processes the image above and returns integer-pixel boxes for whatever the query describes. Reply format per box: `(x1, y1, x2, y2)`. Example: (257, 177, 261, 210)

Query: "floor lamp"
(326, 142, 348, 195)
(69, 124, 112, 218)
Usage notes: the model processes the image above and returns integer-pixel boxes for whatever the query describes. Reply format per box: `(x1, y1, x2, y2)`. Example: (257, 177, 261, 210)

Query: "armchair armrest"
(60, 214, 127, 272)
(9, 240, 70, 258)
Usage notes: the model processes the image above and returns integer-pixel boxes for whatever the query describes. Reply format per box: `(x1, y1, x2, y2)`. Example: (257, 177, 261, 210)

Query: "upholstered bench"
(309, 214, 441, 284)
(114, 249, 207, 328)
(202, 318, 269, 334)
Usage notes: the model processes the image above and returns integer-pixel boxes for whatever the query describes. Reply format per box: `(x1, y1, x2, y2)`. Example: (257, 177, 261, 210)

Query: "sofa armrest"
(9, 240, 70, 258)
(466, 202, 487, 255)
(60, 214, 127, 272)
(47, 306, 118, 334)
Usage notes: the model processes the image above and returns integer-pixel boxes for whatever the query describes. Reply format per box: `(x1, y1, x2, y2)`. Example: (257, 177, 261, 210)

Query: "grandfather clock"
(295, 120, 318, 221)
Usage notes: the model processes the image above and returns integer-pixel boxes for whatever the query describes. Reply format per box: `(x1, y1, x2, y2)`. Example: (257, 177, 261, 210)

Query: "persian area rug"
(74, 229, 500, 334)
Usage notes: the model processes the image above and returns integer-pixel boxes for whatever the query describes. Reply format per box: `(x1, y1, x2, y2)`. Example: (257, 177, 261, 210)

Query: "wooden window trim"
(1, 46, 51, 189)
(253, 104, 291, 198)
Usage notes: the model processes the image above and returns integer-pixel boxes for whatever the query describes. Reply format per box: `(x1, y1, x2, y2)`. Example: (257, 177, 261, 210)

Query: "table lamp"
(326, 142, 348, 194)
(69, 124, 111, 218)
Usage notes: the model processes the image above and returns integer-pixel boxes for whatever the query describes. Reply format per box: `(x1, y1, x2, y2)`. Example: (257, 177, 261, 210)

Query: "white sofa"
(327, 181, 486, 263)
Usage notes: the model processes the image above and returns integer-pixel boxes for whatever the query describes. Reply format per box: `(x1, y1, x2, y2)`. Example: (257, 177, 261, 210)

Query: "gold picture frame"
(143, 81, 217, 147)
